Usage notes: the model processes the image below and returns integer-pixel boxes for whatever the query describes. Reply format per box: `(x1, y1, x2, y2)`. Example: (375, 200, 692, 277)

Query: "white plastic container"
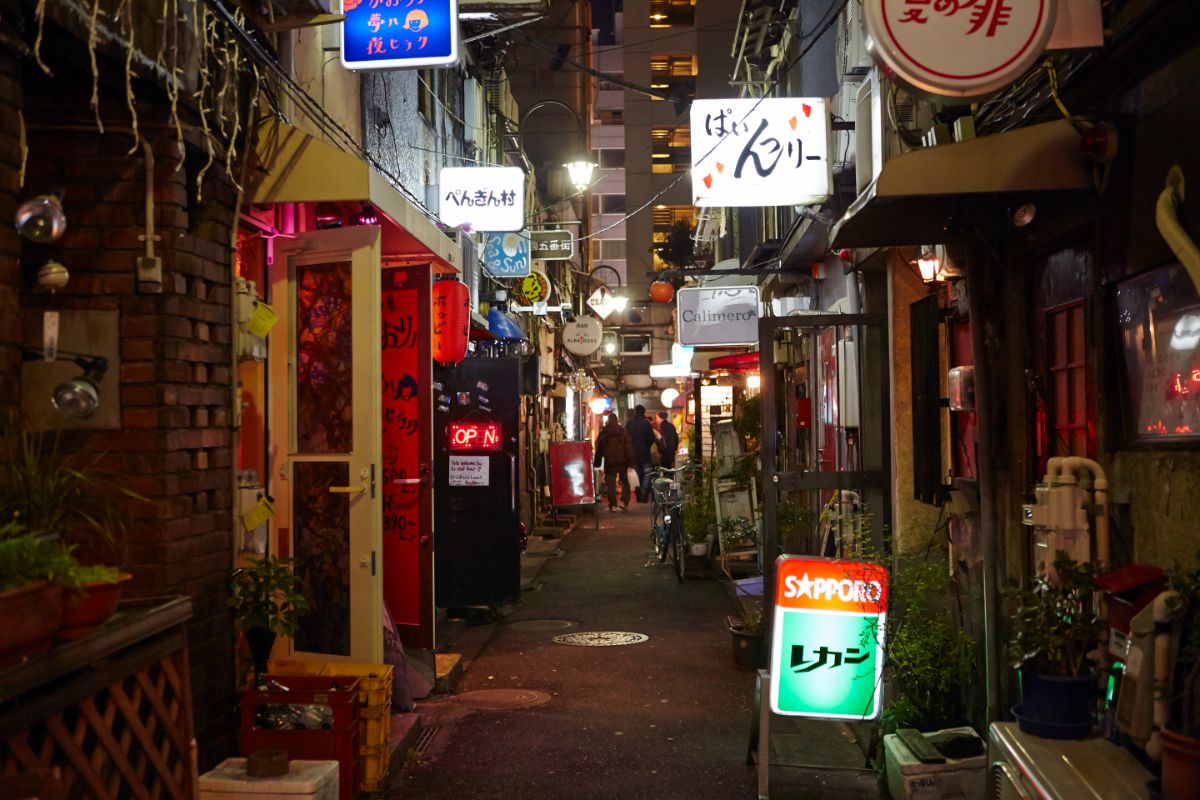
(884, 727, 986, 800)
(199, 759, 339, 800)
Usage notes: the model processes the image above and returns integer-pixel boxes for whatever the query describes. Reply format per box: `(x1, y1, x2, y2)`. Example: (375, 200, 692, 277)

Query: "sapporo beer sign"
(865, 0, 1058, 98)
(770, 556, 888, 719)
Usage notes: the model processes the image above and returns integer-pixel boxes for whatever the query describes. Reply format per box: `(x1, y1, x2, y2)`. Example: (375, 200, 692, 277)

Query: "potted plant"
(229, 555, 309, 678)
(1005, 551, 1099, 739)
(685, 495, 716, 557)
(1159, 559, 1200, 800)
(0, 522, 79, 663)
(57, 563, 132, 641)
(727, 607, 766, 671)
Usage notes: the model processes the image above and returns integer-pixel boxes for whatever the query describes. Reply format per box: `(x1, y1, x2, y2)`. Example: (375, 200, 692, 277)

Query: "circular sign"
(864, 0, 1058, 98)
(561, 317, 603, 357)
(520, 270, 552, 304)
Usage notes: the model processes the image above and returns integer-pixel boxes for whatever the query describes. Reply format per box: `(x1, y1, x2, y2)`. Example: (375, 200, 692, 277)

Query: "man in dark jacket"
(626, 405, 656, 502)
(593, 413, 634, 511)
(657, 411, 679, 468)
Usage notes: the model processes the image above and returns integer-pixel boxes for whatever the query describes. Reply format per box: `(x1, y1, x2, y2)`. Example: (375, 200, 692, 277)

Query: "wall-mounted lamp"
(355, 204, 380, 226)
(22, 349, 109, 419)
(564, 158, 599, 193)
(747, 373, 761, 390)
(15, 192, 67, 243)
(916, 246, 942, 283)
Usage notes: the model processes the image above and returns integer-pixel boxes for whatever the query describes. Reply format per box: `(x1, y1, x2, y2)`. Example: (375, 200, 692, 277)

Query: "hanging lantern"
(648, 279, 674, 304)
(432, 280, 470, 365)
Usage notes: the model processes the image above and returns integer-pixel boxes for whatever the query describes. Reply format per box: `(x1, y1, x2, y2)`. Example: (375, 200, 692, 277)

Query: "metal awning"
(829, 120, 1093, 249)
(248, 119, 459, 273)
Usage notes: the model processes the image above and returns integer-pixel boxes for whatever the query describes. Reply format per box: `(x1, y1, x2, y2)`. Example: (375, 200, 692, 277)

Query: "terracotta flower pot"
(1160, 727, 1200, 800)
(0, 581, 64, 665)
(58, 573, 132, 641)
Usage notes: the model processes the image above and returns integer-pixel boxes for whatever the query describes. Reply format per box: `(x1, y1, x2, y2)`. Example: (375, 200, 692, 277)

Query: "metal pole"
(760, 319, 779, 658)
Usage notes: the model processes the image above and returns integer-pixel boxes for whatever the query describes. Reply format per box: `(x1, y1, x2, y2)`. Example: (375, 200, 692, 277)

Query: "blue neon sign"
(341, 0, 459, 71)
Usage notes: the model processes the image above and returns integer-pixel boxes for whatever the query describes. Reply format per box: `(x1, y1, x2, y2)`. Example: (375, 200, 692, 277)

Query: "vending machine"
(433, 356, 523, 608)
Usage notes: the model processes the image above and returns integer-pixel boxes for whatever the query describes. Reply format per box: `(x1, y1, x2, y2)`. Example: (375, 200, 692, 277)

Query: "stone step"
(434, 652, 462, 694)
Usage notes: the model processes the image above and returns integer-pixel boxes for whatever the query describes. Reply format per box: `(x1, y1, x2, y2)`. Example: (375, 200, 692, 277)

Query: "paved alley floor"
(388, 500, 759, 800)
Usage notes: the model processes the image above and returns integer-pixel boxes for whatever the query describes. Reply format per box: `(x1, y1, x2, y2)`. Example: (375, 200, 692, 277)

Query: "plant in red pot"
(1005, 552, 1100, 740)
(1159, 559, 1200, 800)
(0, 522, 79, 664)
(58, 563, 133, 641)
(229, 556, 309, 681)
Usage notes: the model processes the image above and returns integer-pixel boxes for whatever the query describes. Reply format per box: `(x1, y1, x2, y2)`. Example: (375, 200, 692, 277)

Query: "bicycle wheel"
(669, 513, 685, 582)
(650, 501, 669, 562)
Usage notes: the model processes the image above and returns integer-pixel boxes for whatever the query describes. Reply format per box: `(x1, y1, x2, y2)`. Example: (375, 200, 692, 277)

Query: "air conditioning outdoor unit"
(837, 0, 873, 80)
(448, 230, 483, 314)
(854, 68, 935, 194)
(833, 82, 859, 172)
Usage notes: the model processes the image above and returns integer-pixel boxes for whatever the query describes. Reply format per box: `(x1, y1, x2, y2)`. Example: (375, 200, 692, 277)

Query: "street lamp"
(518, 100, 597, 195)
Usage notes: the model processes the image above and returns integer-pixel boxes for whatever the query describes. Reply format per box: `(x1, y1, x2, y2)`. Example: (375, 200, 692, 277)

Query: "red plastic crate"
(240, 675, 362, 800)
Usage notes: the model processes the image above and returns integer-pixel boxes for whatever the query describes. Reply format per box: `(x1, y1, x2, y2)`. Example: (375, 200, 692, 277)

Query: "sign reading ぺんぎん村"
(864, 0, 1058, 98)
(439, 167, 525, 232)
(341, 0, 459, 71)
(770, 556, 888, 719)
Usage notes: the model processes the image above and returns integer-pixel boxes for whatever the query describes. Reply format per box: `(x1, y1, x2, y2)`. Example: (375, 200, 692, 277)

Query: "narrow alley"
(391, 503, 758, 800)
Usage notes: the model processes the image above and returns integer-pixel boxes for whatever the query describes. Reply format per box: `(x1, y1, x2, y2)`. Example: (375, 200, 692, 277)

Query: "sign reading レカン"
(691, 98, 831, 208)
(341, 0, 459, 71)
(676, 286, 761, 347)
(770, 556, 889, 719)
(439, 167, 525, 232)
(864, 0, 1058, 98)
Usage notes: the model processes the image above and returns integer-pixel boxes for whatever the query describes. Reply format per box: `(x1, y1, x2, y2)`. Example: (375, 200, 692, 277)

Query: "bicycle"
(648, 464, 698, 583)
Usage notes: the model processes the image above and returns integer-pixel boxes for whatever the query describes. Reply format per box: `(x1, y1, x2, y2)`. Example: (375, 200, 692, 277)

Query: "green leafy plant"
(1006, 552, 1097, 677)
(1165, 558, 1200, 737)
(731, 394, 761, 453)
(63, 563, 122, 586)
(0, 522, 81, 592)
(682, 462, 717, 544)
(229, 556, 309, 637)
(718, 515, 756, 552)
(732, 608, 763, 636)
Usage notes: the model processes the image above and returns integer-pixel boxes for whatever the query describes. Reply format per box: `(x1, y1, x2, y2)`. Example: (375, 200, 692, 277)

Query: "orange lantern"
(432, 280, 470, 365)
(648, 279, 674, 303)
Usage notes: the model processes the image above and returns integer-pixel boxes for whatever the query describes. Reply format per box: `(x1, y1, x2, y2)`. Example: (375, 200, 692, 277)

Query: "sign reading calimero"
(676, 286, 761, 347)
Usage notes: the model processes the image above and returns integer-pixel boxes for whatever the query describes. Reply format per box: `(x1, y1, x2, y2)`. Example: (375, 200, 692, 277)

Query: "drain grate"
(551, 631, 649, 647)
(452, 689, 552, 710)
(507, 619, 577, 632)
(413, 724, 441, 754)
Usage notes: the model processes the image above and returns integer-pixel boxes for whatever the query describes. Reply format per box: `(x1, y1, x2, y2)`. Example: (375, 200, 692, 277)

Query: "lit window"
(649, 0, 695, 28)
(650, 54, 697, 99)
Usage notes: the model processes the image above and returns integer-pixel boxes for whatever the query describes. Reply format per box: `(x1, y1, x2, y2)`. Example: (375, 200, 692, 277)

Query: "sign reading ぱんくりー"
(864, 0, 1058, 98)
(341, 0, 459, 71)
(770, 556, 888, 719)
(439, 167, 525, 232)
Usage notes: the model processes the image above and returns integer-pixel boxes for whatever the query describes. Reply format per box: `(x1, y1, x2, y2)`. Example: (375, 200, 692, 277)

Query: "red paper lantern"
(432, 280, 470, 365)
(648, 280, 674, 303)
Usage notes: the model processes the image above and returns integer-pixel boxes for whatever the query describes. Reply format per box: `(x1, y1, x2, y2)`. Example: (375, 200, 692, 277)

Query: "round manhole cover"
(508, 619, 577, 632)
(551, 631, 649, 647)
(453, 689, 552, 710)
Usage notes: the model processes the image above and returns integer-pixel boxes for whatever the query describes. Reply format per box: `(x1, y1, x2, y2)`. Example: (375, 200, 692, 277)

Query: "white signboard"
(691, 98, 832, 208)
(562, 317, 603, 357)
(587, 286, 622, 320)
(448, 455, 489, 487)
(439, 167, 525, 232)
(483, 232, 531, 278)
(864, 0, 1058, 98)
(677, 286, 761, 347)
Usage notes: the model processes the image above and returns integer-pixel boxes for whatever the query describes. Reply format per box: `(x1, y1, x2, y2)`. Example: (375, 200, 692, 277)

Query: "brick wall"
(0, 23, 21, 426)
(12, 64, 240, 763)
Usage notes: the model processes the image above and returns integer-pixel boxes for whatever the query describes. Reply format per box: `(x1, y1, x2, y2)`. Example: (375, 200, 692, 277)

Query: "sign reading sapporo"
(676, 286, 760, 347)
(770, 556, 888, 719)
(691, 98, 831, 207)
(530, 230, 574, 261)
(439, 167, 525, 232)
(341, 0, 459, 71)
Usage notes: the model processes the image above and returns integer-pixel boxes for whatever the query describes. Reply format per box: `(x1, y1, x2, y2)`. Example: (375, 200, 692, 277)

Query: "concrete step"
(389, 711, 422, 756)
(434, 652, 462, 694)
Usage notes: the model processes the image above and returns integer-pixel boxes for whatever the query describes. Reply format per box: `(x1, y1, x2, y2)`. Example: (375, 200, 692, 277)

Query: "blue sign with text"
(341, 0, 459, 71)
(483, 233, 531, 279)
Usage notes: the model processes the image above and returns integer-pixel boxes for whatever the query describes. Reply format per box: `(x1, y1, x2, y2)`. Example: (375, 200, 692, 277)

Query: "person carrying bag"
(593, 413, 634, 511)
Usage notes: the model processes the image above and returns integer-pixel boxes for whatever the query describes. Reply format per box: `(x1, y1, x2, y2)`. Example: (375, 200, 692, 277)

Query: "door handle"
(391, 478, 423, 486)
(329, 484, 366, 494)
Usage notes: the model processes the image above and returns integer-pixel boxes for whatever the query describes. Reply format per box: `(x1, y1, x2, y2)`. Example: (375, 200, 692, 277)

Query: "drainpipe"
(1157, 166, 1200, 294)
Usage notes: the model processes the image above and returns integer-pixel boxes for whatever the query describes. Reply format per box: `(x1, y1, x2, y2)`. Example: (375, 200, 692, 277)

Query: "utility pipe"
(1157, 166, 1200, 294)
(1147, 588, 1179, 762)
(1058, 456, 1109, 568)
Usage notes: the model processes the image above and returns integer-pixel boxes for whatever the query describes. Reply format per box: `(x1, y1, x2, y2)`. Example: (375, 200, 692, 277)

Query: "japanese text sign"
(341, 0, 459, 71)
(676, 286, 760, 347)
(483, 232, 531, 278)
(864, 0, 1058, 98)
(691, 98, 831, 207)
(770, 556, 889, 719)
(440, 167, 525, 232)
(530, 230, 574, 261)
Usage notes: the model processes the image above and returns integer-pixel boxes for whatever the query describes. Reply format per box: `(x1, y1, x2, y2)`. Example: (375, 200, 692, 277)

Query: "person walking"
(593, 413, 634, 511)
(626, 405, 656, 503)
(657, 411, 679, 469)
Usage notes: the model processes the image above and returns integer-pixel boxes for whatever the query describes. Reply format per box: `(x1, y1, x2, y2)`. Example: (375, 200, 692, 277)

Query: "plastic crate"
(240, 676, 362, 800)
(319, 663, 393, 711)
(267, 658, 327, 676)
(360, 744, 388, 794)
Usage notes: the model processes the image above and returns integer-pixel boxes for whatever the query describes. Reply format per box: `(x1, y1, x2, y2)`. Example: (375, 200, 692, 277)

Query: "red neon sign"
(448, 422, 503, 451)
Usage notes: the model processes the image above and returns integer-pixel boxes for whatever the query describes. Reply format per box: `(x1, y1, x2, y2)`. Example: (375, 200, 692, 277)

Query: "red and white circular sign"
(865, 0, 1058, 98)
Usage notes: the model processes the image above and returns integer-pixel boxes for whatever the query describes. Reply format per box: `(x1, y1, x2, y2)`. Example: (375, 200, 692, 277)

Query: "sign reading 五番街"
(863, 0, 1058, 98)
(439, 167, 525, 232)
(690, 98, 831, 207)
(530, 230, 574, 261)
(675, 286, 760, 347)
(770, 555, 888, 719)
(341, 0, 460, 71)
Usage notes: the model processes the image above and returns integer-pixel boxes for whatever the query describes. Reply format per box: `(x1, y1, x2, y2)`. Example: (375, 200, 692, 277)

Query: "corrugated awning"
(830, 120, 1093, 250)
(248, 119, 459, 273)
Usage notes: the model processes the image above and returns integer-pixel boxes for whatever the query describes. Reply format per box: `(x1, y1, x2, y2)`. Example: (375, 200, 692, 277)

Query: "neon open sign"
(448, 422, 502, 451)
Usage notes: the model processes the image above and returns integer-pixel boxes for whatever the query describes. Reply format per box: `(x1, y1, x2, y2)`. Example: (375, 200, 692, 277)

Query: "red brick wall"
(0, 31, 21, 425)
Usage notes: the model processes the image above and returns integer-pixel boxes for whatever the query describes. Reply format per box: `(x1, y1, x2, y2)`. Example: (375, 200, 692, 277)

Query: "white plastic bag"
(627, 467, 640, 489)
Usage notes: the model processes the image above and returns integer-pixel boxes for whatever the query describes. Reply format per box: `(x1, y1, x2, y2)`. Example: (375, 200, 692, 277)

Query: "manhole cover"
(452, 689, 552, 710)
(508, 619, 577, 632)
(551, 631, 649, 647)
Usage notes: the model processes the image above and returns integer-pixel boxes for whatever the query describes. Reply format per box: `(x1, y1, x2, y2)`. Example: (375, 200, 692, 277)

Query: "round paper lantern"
(432, 280, 470, 365)
(649, 280, 674, 303)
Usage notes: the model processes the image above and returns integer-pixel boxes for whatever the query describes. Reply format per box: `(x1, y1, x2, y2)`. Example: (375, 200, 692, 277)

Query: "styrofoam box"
(884, 727, 987, 800)
(199, 758, 339, 800)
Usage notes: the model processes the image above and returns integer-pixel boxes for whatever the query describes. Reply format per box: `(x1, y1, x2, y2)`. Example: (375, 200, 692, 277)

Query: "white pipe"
(1157, 166, 1200, 295)
(1060, 457, 1109, 566)
(1148, 589, 1179, 761)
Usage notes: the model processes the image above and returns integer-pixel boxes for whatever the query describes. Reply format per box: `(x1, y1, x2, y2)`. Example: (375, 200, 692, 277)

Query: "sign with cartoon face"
(770, 556, 889, 719)
(520, 271, 552, 305)
(864, 0, 1058, 98)
(691, 98, 831, 207)
(341, 0, 460, 70)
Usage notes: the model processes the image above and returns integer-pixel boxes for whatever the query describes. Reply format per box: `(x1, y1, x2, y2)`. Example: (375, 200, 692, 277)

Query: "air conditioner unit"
(448, 230, 483, 314)
(987, 722, 1153, 800)
(837, 0, 873, 80)
(833, 82, 859, 171)
(854, 68, 935, 194)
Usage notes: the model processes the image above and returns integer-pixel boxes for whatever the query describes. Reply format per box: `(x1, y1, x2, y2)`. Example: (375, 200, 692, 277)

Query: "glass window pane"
(294, 460, 351, 656)
(296, 261, 354, 453)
